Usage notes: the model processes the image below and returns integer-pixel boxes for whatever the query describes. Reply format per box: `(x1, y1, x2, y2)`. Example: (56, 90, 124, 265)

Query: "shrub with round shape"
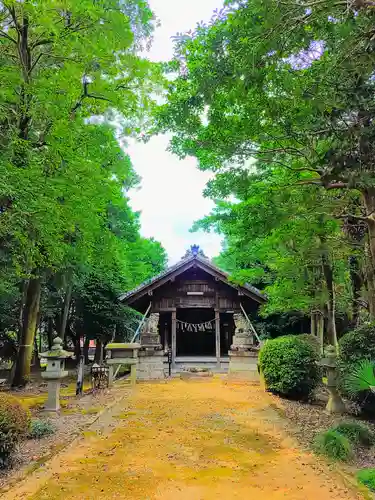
(338, 323, 375, 414)
(29, 419, 55, 439)
(259, 335, 320, 400)
(357, 468, 375, 492)
(0, 392, 30, 468)
(296, 334, 321, 356)
(331, 421, 374, 447)
(312, 429, 353, 461)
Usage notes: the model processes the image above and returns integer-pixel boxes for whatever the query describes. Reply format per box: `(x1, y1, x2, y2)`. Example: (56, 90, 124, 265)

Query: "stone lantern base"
(44, 379, 64, 412)
(137, 312, 165, 381)
(228, 313, 260, 380)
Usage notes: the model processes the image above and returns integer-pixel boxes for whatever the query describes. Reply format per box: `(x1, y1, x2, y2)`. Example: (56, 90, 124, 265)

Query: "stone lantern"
(41, 337, 73, 412)
(320, 345, 346, 414)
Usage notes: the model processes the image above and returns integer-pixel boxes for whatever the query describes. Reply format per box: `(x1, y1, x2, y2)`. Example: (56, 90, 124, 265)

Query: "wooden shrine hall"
(119, 246, 266, 371)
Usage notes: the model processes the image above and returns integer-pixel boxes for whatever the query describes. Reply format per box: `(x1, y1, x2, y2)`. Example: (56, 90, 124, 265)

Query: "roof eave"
(119, 255, 266, 305)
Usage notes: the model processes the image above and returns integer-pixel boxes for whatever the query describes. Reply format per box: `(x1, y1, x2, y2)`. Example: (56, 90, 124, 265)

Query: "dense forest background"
(158, 0, 375, 346)
(0, 1, 167, 386)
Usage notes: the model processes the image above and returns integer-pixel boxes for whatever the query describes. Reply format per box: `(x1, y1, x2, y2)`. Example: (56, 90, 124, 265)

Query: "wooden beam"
(171, 310, 177, 369)
(215, 309, 220, 369)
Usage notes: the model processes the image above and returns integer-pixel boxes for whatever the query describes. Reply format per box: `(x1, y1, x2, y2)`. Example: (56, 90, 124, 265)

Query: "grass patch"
(18, 394, 47, 409)
(115, 410, 137, 419)
(357, 468, 375, 492)
(332, 421, 374, 447)
(81, 407, 101, 415)
(230, 430, 277, 454)
(60, 381, 91, 397)
(312, 430, 353, 462)
(82, 430, 97, 439)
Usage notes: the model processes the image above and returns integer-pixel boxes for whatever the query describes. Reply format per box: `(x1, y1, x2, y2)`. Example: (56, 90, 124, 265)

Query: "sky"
(127, 0, 224, 264)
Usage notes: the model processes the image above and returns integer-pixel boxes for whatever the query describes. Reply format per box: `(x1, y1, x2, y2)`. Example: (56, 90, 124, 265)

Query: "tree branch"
(338, 209, 375, 221)
(271, 159, 323, 174)
(296, 180, 350, 190)
(29, 52, 45, 74)
(0, 29, 17, 44)
(70, 79, 112, 117)
(325, 182, 350, 190)
(337, 214, 370, 222)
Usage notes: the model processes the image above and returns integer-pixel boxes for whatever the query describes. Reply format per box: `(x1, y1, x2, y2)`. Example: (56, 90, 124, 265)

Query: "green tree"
(157, 0, 375, 339)
(0, 0, 165, 385)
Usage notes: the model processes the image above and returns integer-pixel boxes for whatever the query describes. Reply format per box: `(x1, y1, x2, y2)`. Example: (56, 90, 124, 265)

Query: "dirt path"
(3, 377, 364, 500)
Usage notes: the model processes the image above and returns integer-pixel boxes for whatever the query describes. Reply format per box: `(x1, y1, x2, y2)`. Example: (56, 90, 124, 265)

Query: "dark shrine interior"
(159, 309, 235, 357)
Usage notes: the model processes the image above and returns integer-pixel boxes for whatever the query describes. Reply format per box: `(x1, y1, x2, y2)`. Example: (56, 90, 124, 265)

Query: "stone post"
(41, 337, 72, 412)
(138, 313, 165, 380)
(320, 345, 346, 414)
(228, 313, 259, 380)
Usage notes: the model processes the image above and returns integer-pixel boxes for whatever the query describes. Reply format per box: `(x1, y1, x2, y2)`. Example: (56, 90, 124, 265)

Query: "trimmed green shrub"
(259, 335, 320, 399)
(296, 334, 322, 356)
(312, 429, 353, 461)
(29, 419, 55, 439)
(332, 421, 374, 447)
(338, 323, 375, 414)
(357, 468, 375, 492)
(0, 392, 30, 468)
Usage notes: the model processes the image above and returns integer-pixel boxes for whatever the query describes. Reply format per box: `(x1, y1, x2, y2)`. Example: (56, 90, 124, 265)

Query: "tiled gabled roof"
(119, 254, 266, 304)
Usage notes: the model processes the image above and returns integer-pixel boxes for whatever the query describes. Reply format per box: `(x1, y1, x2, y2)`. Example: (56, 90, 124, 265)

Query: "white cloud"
(127, 0, 224, 264)
(128, 135, 222, 264)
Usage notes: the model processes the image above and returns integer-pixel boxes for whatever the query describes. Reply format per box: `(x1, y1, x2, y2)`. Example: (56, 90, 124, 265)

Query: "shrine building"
(119, 246, 266, 372)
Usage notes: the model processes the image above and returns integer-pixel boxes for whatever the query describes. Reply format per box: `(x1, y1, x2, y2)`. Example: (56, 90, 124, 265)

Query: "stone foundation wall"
(228, 351, 259, 381)
(137, 350, 165, 381)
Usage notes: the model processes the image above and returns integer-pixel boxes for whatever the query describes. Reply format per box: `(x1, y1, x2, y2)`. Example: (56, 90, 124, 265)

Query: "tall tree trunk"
(310, 311, 317, 336)
(33, 333, 41, 370)
(59, 281, 72, 340)
(18, 280, 28, 342)
(72, 334, 81, 360)
(83, 336, 90, 365)
(349, 255, 363, 328)
(317, 311, 324, 354)
(47, 316, 54, 349)
(363, 240, 375, 317)
(362, 187, 375, 268)
(94, 339, 103, 364)
(321, 254, 338, 347)
(12, 278, 42, 386)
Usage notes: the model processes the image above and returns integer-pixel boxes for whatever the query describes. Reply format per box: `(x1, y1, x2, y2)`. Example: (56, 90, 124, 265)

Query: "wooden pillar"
(171, 309, 176, 369)
(215, 309, 221, 369)
(164, 322, 168, 351)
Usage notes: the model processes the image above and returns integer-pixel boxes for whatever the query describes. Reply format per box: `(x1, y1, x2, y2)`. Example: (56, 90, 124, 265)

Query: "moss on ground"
(3, 379, 363, 500)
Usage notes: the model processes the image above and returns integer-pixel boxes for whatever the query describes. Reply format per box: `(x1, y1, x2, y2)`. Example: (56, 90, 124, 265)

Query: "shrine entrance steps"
(166, 356, 229, 375)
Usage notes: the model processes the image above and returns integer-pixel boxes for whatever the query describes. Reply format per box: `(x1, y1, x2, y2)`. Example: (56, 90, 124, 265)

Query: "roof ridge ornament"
(181, 245, 208, 260)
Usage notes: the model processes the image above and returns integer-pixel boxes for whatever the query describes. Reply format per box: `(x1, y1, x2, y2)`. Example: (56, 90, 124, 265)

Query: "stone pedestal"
(138, 349, 165, 380)
(137, 313, 165, 381)
(106, 343, 140, 387)
(320, 345, 346, 414)
(228, 313, 259, 380)
(44, 380, 62, 412)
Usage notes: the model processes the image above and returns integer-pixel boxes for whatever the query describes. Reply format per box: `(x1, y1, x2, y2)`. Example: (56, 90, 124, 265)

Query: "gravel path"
(2, 377, 365, 500)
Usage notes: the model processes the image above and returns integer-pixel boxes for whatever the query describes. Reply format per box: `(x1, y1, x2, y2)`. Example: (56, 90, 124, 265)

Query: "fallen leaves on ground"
(2, 377, 365, 500)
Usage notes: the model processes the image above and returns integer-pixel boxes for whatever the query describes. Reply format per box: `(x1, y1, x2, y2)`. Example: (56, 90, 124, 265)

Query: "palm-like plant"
(343, 360, 375, 397)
